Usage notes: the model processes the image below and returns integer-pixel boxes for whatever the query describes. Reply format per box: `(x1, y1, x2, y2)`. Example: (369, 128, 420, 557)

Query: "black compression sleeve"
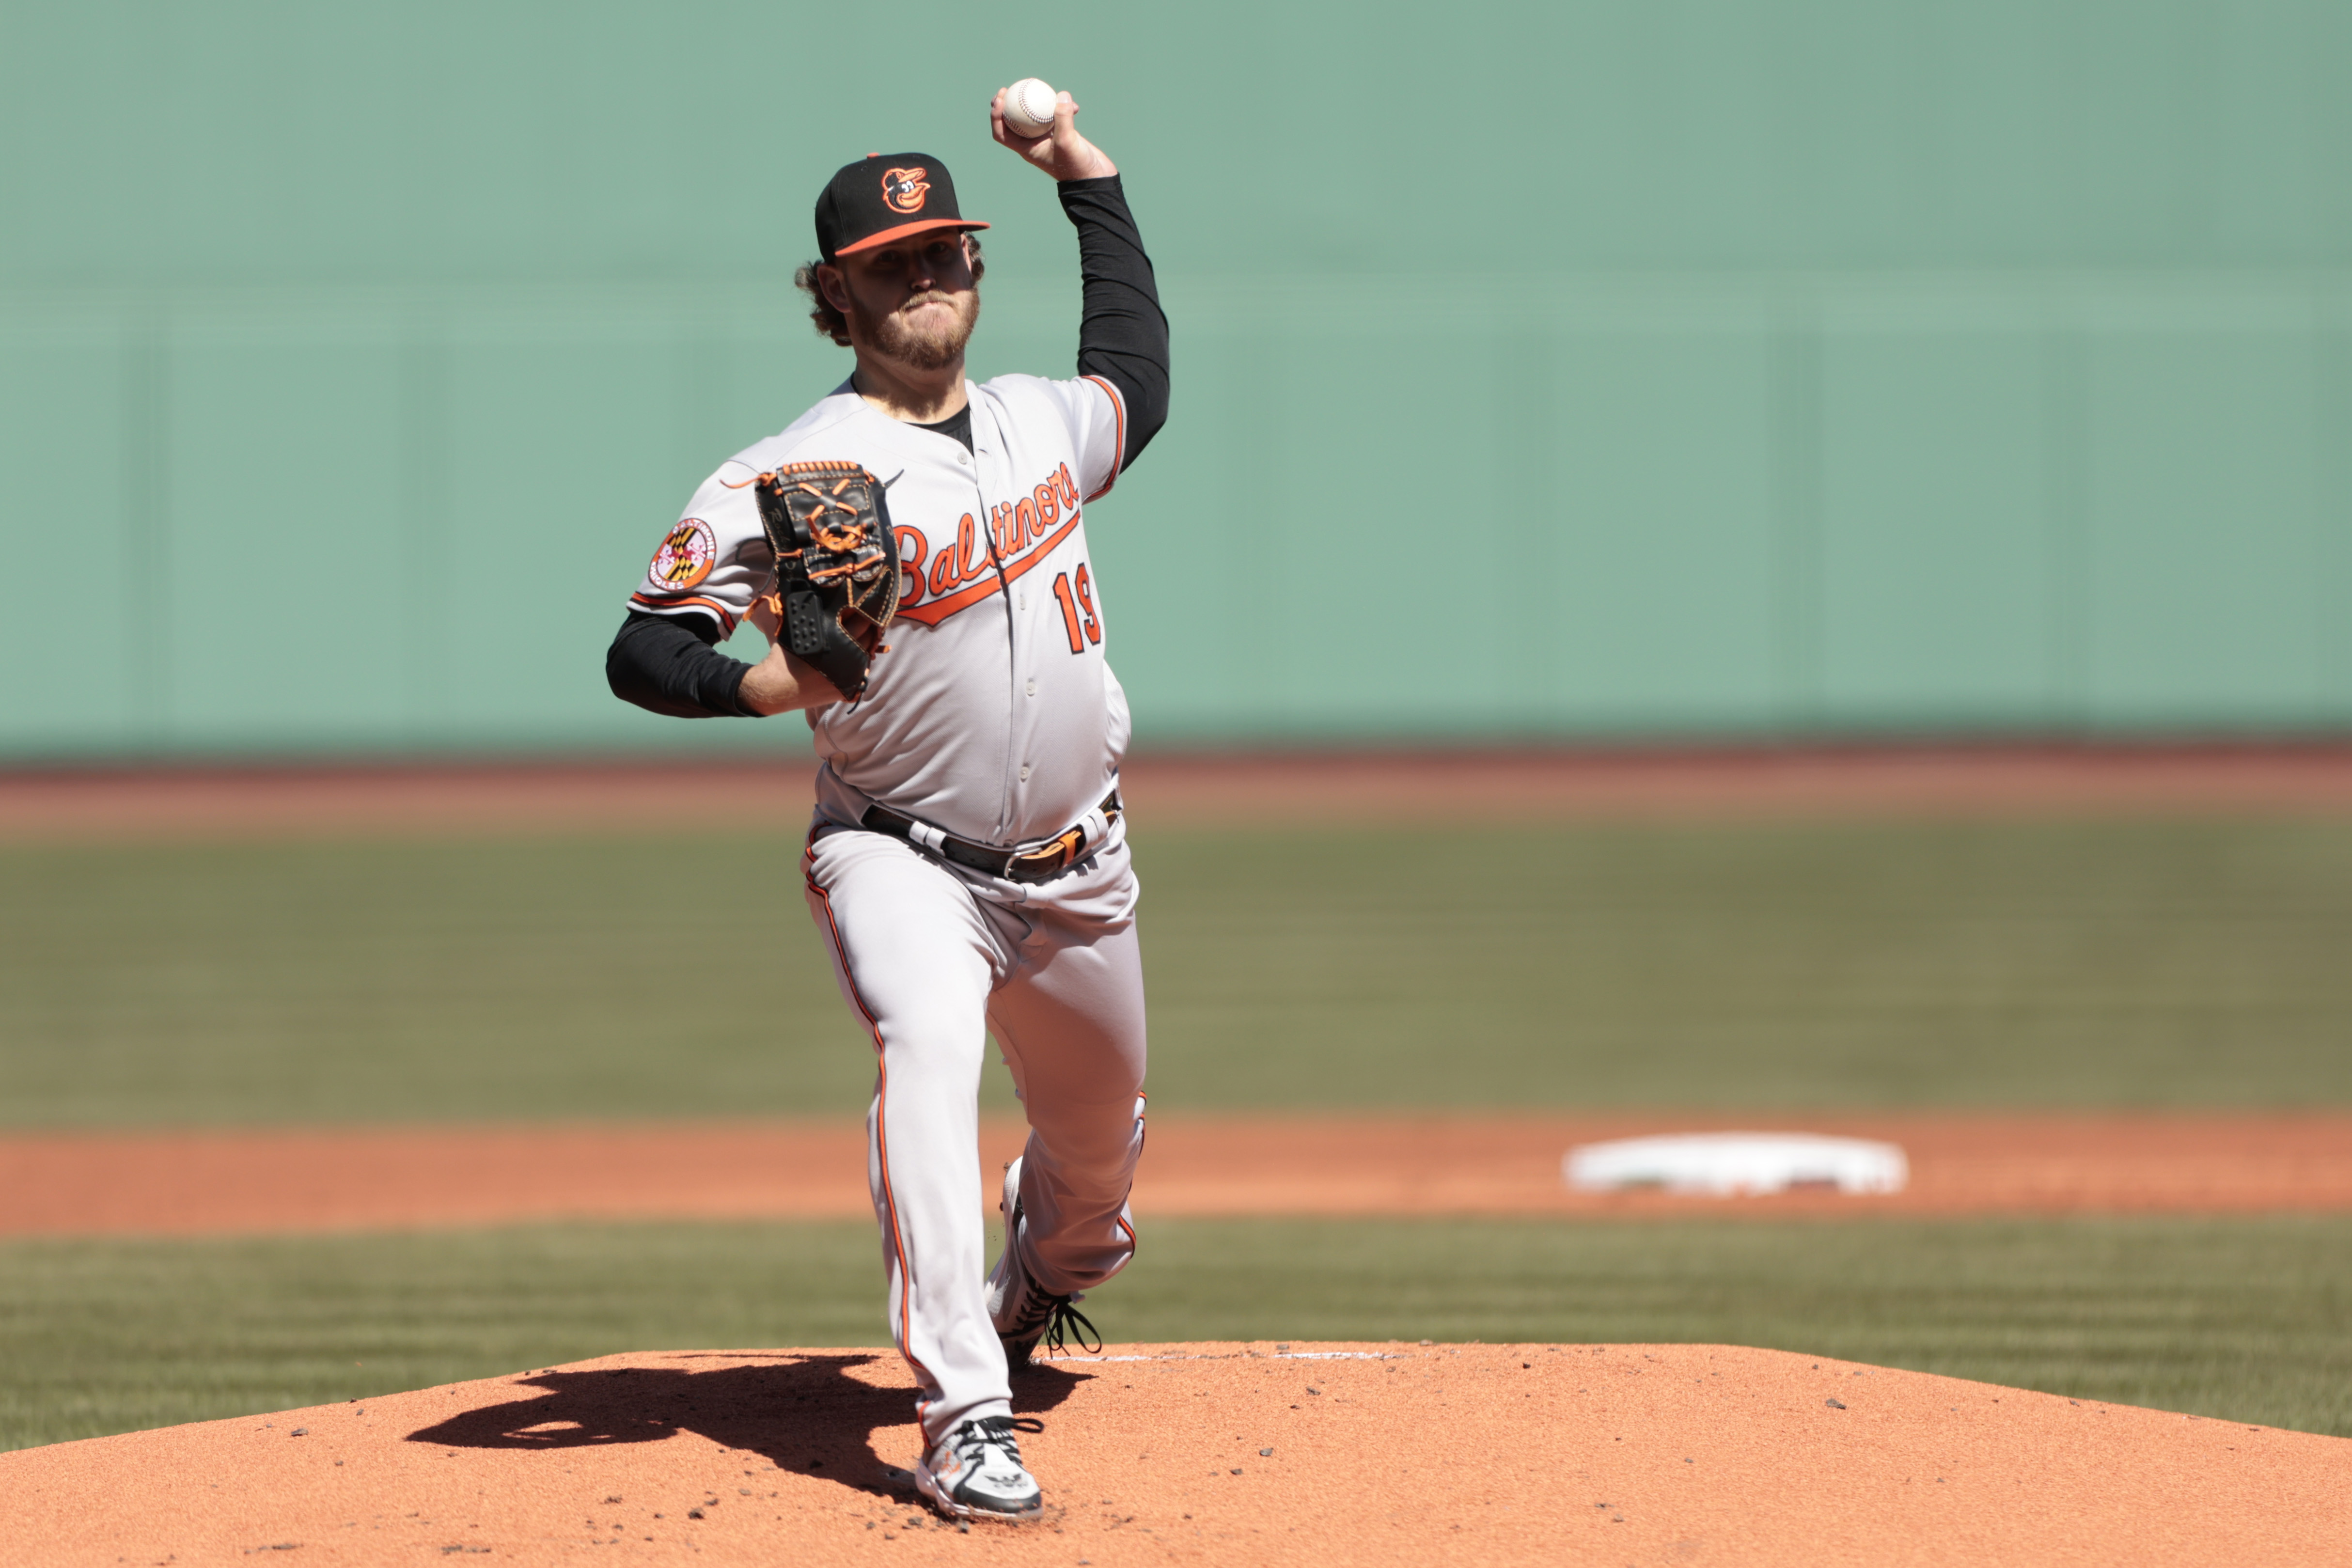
(1059, 174, 1169, 469)
(605, 610, 758, 719)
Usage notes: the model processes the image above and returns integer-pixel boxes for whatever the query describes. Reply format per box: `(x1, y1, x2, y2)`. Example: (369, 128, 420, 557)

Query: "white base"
(1564, 1132, 1909, 1195)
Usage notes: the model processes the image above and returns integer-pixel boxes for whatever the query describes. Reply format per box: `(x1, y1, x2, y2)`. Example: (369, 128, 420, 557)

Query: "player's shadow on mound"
(404, 1354, 1085, 1502)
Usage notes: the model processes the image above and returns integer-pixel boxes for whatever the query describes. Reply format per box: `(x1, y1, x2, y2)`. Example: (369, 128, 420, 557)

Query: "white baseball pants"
(802, 821, 1148, 1443)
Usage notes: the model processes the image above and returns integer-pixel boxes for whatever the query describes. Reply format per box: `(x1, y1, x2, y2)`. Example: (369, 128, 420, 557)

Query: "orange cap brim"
(833, 218, 991, 258)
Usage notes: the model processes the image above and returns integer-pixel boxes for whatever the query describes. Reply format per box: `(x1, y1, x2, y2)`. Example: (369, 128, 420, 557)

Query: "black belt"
(861, 790, 1121, 884)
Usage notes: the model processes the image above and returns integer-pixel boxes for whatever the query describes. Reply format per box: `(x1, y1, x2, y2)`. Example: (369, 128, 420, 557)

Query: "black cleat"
(985, 1156, 1103, 1367)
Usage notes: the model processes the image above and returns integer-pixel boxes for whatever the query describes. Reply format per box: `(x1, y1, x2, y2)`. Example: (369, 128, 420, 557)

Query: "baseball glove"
(752, 461, 901, 701)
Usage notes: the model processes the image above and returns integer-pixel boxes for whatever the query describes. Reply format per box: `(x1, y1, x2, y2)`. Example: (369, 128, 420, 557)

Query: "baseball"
(1002, 78, 1058, 138)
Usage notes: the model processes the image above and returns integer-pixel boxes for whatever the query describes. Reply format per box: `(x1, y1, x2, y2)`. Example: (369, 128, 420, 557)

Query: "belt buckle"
(1010, 825, 1084, 882)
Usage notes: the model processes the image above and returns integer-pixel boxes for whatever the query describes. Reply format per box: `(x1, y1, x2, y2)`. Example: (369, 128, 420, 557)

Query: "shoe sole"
(914, 1459, 1043, 1523)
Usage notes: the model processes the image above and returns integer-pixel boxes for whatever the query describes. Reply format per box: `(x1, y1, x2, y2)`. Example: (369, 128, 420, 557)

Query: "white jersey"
(629, 373, 1131, 847)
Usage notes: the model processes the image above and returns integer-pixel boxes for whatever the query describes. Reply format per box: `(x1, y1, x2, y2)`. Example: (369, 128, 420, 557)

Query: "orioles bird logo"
(880, 166, 930, 215)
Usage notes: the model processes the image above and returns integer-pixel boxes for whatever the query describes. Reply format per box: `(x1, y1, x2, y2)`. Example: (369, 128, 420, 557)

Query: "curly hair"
(796, 237, 985, 347)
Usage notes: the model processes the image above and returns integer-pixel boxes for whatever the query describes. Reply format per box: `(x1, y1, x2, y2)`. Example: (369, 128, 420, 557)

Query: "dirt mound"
(2, 1342, 2342, 1566)
(7, 1113, 2352, 1237)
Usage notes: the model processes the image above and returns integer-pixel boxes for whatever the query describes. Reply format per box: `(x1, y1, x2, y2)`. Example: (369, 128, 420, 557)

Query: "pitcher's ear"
(815, 263, 854, 313)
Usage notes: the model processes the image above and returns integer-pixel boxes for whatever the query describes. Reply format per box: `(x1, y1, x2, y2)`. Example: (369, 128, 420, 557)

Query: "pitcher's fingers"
(988, 88, 1023, 146)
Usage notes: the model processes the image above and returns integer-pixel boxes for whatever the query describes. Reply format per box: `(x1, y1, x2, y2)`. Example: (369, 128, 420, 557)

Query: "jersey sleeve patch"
(648, 518, 718, 590)
(623, 462, 771, 635)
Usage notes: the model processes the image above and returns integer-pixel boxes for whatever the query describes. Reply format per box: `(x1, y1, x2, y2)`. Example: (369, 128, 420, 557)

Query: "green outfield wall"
(3, 0, 2348, 756)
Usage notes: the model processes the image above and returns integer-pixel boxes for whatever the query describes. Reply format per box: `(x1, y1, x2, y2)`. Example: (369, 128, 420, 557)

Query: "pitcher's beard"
(856, 289, 981, 373)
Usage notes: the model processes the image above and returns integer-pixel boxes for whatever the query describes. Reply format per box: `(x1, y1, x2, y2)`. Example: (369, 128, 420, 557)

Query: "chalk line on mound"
(1068, 1350, 1404, 1363)
(1, 1342, 2345, 1567)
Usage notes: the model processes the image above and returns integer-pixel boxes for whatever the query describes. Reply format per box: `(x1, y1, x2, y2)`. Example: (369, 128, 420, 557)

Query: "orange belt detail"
(861, 790, 1121, 885)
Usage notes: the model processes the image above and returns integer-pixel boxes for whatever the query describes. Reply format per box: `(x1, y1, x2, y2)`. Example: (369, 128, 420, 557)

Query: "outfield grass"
(6, 818, 2352, 1125)
(3, 1216, 2346, 1452)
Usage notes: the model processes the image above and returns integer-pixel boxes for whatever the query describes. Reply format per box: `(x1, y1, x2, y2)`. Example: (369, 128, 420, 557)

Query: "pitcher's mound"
(3, 1343, 2343, 1565)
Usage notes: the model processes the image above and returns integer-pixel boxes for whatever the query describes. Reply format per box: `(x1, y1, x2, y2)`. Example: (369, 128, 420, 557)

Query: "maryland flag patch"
(648, 519, 717, 590)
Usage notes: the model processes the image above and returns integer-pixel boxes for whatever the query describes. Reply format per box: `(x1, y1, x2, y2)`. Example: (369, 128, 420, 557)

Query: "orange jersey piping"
(1080, 375, 1126, 501)
(628, 592, 739, 635)
(805, 857, 929, 1400)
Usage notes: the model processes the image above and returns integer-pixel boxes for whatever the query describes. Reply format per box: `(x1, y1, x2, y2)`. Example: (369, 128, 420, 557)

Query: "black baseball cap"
(815, 154, 990, 262)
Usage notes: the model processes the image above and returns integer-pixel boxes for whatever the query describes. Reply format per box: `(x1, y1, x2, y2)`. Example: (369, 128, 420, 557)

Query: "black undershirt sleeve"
(605, 609, 758, 719)
(1058, 175, 1169, 469)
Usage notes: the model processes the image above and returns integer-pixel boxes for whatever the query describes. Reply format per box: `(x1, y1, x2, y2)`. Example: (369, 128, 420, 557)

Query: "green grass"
(3, 1216, 2346, 1452)
(7, 820, 2348, 1457)
(6, 819, 2352, 1124)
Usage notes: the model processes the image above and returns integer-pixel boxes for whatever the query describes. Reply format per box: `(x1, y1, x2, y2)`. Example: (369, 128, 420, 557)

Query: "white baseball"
(1002, 78, 1058, 138)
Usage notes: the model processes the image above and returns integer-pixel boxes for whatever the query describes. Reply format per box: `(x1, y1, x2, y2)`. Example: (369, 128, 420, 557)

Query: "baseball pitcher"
(604, 88, 1167, 1523)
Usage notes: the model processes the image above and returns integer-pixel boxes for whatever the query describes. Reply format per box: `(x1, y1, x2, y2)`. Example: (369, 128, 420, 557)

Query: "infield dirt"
(5, 1341, 2343, 1567)
(6, 744, 2352, 842)
(6, 1113, 2350, 1236)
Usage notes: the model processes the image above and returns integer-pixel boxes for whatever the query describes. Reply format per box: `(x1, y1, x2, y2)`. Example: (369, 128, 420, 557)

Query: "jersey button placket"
(972, 430, 1022, 838)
